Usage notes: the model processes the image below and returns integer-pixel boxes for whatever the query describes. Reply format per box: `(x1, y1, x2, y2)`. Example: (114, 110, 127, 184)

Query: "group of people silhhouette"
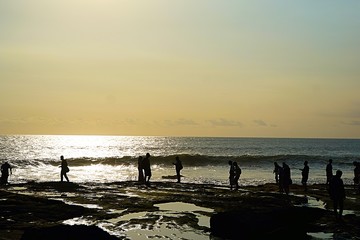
(272, 158, 355, 220)
(273, 162, 292, 194)
(325, 159, 345, 220)
(137, 153, 183, 185)
(2, 153, 359, 221)
(137, 153, 152, 186)
(273, 162, 292, 195)
(0, 155, 71, 184)
(1, 153, 183, 187)
(228, 161, 242, 190)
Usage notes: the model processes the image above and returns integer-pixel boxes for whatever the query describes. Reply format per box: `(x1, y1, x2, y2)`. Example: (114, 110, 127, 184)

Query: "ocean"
(1, 135, 359, 186)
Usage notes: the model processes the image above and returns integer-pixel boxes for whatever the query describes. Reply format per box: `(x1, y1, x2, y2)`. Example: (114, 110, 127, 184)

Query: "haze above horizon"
(1, 1, 360, 138)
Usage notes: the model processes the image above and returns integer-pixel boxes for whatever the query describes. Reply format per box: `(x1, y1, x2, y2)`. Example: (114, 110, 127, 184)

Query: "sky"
(0, 0, 360, 138)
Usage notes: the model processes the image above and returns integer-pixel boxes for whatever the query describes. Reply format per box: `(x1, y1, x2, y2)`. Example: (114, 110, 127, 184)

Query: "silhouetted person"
(273, 162, 280, 184)
(228, 161, 235, 190)
(233, 162, 242, 190)
(300, 161, 309, 192)
(282, 162, 292, 195)
(326, 159, 333, 185)
(137, 156, 144, 183)
(278, 165, 284, 193)
(353, 161, 360, 193)
(143, 153, 151, 186)
(329, 170, 345, 220)
(60, 155, 69, 182)
(173, 156, 183, 183)
(1, 161, 12, 184)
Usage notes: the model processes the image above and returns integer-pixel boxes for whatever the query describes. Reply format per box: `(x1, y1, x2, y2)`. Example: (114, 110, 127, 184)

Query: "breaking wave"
(9, 154, 358, 169)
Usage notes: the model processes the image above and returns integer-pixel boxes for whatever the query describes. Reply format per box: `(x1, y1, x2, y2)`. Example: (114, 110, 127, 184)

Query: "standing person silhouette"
(233, 162, 242, 190)
(60, 155, 70, 182)
(282, 162, 292, 195)
(228, 161, 235, 190)
(1, 161, 12, 184)
(173, 156, 183, 183)
(300, 161, 309, 192)
(326, 159, 333, 185)
(137, 156, 144, 183)
(143, 153, 151, 186)
(329, 170, 345, 220)
(278, 164, 284, 193)
(273, 162, 280, 184)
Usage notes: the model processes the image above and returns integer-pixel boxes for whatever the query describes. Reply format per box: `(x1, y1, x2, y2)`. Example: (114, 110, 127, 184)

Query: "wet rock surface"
(0, 181, 359, 239)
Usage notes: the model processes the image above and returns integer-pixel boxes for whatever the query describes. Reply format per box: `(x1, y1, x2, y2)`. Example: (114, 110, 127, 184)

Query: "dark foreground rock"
(1, 181, 360, 239)
(0, 185, 93, 240)
(20, 225, 118, 240)
(211, 207, 327, 239)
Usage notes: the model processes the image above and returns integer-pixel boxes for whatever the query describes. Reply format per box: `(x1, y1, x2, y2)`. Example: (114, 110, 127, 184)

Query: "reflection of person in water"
(143, 153, 151, 186)
(300, 161, 309, 192)
(173, 156, 183, 183)
(137, 156, 144, 183)
(60, 155, 70, 182)
(329, 170, 345, 220)
(1, 161, 12, 184)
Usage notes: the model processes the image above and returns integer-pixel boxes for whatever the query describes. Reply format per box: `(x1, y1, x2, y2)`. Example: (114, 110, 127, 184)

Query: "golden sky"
(1, 1, 360, 138)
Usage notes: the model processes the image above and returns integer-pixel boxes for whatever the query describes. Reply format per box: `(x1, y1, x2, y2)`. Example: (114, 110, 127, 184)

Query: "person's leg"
(61, 172, 64, 182)
(339, 199, 344, 219)
(284, 184, 289, 195)
(64, 173, 69, 182)
(144, 170, 151, 185)
(4, 174, 9, 184)
(278, 181, 283, 192)
(333, 199, 339, 218)
(176, 170, 180, 183)
(235, 177, 239, 190)
(303, 180, 308, 192)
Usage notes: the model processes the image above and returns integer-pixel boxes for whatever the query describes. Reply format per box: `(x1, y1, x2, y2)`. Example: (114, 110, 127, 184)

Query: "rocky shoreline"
(1, 181, 359, 239)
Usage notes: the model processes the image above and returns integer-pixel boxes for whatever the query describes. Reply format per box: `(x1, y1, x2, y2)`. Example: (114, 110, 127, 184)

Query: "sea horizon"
(1, 135, 359, 186)
(1, 133, 360, 140)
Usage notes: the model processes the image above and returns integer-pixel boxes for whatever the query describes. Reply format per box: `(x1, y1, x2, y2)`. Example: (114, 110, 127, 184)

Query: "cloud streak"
(254, 120, 267, 127)
(164, 119, 199, 127)
(207, 118, 243, 127)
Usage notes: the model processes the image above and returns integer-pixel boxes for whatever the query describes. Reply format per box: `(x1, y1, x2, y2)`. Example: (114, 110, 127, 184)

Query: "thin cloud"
(254, 120, 267, 127)
(342, 121, 360, 126)
(164, 119, 199, 127)
(207, 118, 243, 127)
(253, 119, 278, 128)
